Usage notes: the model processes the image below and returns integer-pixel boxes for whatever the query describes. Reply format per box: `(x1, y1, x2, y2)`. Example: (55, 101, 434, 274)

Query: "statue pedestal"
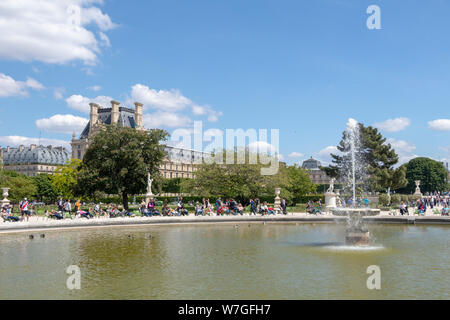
(345, 231, 371, 246)
(145, 192, 154, 204)
(274, 187, 281, 213)
(325, 192, 337, 211)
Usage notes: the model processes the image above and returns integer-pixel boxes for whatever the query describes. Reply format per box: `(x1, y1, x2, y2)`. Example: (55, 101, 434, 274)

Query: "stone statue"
(414, 180, 422, 196)
(327, 178, 336, 193)
(145, 172, 154, 203)
(147, 172, 153, 196)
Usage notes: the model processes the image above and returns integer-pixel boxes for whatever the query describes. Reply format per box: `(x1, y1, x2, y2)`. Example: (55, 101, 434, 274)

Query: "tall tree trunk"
(122, 191, 129, 211)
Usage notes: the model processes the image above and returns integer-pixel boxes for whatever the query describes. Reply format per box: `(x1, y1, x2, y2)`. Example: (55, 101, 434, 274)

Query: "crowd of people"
(398, 193, 450, 215)
(2, 193, 449, 223)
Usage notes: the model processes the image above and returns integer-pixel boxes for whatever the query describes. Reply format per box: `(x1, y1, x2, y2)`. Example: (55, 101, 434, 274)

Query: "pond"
(0, 223, 448, 299)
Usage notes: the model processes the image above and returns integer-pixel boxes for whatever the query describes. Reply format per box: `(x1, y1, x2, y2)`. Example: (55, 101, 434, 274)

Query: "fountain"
(331, 118, 380, 246)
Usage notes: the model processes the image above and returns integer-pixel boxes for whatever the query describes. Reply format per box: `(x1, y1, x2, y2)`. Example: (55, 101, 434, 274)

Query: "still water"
(0, 223, 448, 299)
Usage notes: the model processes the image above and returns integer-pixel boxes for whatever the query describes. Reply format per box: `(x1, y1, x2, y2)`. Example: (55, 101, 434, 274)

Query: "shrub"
(390, 194, 401, 205)
(378, 194, 390, 206)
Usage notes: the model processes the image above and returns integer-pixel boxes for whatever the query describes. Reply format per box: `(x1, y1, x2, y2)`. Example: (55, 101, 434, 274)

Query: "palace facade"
(71, 100, 208, 179)
(1, 144, 70, 177)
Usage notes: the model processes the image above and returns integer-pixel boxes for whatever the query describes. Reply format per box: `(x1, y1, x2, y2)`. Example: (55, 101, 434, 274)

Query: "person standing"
(280, 198, 287, 215)
(57, 197, 64, 212)
(19, 198, 31, 222)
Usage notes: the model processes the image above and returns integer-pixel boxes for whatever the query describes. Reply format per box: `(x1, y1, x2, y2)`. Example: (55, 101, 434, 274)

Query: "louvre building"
(1, 144, 70, 177)
(71, 100, 209, 179)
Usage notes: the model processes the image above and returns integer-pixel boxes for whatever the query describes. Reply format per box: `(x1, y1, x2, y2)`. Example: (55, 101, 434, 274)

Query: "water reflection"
(0, 224, 448, 299)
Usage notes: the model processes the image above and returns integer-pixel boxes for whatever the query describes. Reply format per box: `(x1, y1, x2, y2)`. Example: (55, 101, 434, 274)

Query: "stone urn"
(1, 187, 10, 207)
(274, 188, 281, 213)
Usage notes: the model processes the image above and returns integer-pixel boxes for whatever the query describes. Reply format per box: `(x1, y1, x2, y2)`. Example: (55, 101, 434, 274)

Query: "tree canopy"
(325, 123, 407, 192)
(0, 170, 37, 203)
(52, 158, 81, 200)
(77, 125, 169, 209)
(182, 151, 316, 205)
(398, 157, 449, 193)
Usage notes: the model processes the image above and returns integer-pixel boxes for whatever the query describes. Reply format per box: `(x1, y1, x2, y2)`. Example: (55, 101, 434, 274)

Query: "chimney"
(30, 144, 36, 150)
(111, 100, 120, 124)
(19, 145, 24, 151)
(134, 102, 143, 129)
(89, 102, 99, 131)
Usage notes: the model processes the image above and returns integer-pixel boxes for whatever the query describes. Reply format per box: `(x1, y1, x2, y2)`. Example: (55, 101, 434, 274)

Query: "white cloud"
(0, 0, 116, 65)
(88, 85, 101, 91)
(288, 152, 304, 158)
(248, 141, 279, 155)
(25, 77, 45, 91)
(53, 87, 66, 100)
(315, 145, 339, 166)
(204, 128, 224, 137)
(428, 119, 450, 131)
(36, 114, 88, 135)
(66, 94, 113, 113)
(373, 117, 411, 132)
(387, 138, 418, 164)
(130, 84, 222, 122)
(0, 135, 70, 150)
(143, 111, 192, 129)
(131, 84, 192, 112)
(0, 73, 44, 97)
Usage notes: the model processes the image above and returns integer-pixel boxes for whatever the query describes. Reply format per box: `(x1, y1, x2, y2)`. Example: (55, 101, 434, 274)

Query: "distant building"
(302, 157, 331, 185)
(2, 144, 70, 177)
(71, 100, 209, 179)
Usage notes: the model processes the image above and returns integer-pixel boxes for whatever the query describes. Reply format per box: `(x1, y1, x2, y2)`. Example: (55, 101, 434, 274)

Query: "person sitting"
(94, 203, 101, 216)
(399, 202, 409, 215)
(47, 209, 63, 220)
(141, 207, 151, 217)
(79, 209, 93, 219)
(205, 206, 214, 216)
(312, 202, 322, 215)
(162, 203, 171, 216)
(151, 207, 161, 216)
(229, 199, 239, 215)
(170, 208, 180, 216)
(306, 201, 314, 214)
(237, 203, 244, 215)
(123, 208, 135, 217)
(267, 205, 276, 215)
(442, 207, 449, 216)
(1, 208, 19, 222)
(109, 206, 122, 218)
(177, 198, 188, 216)
(195, 202, 204, 216)
(418, 202, 426, 215)
(260, 202, 269, 215)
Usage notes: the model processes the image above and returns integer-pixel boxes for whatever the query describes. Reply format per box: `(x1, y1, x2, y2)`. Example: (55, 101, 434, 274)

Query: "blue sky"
(0, 0, 449, 166)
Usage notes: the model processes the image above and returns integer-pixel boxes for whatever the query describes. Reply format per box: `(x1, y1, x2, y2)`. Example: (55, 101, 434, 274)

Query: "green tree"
(77, 125, 169, 210)
(0, 170, 37, 203)
(399, 157, 448, 193)
(285, 164, 317, 199)
(162, 178, 189, 194)
(182, 151, 315, 205)
(33, 173, 57, 203)
(52, 159, 82, 200)
(325, 123, 407, 192)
